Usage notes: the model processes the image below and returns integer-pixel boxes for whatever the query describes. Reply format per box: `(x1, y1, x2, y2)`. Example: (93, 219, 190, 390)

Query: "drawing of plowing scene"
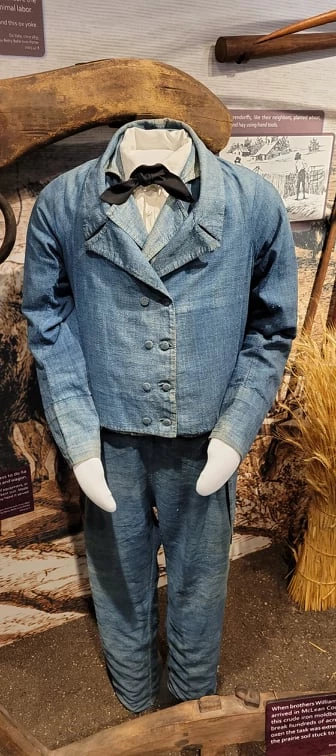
(222, 133, 334, 221)
(0, 131, 335, 647)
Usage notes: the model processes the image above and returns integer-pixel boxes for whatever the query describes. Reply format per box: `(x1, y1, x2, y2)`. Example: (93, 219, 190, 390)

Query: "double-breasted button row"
(139, 295, 171, 307)
(142, 329, 174, 426)
(142, 417, 172, 427)
(142, 381, 172, 392)
(144, 339, 171, 351)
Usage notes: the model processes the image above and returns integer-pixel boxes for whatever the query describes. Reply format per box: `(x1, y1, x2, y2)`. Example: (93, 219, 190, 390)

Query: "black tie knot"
(130, 164, 169, 187)
(101, 163, 194, 206)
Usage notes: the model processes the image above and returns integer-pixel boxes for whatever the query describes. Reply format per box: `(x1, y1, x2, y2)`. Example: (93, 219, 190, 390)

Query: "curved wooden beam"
(0, 192, 16, 264)
(0, 58, 232, 169)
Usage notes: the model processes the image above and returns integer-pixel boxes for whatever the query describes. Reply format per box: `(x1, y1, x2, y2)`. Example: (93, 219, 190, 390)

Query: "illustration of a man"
(295, 152, 307, 200)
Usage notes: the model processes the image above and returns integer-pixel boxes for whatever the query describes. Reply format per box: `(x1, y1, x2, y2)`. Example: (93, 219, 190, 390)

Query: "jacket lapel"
(82, 152, 170, 296)
(149, 147, 226, 277)
(150, 213, 222, 278)
(106, 195, 148, 248)
(84, 218, 170, 298)
(142, 195, 189, 262)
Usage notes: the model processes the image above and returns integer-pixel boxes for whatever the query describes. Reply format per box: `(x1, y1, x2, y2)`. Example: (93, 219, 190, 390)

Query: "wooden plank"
(0, 59, 232, 169)
(53, 691, 320, 756)
(53, 692, 271, 755)
(0, 704, 50, 756)
(0, 691, 317, 756)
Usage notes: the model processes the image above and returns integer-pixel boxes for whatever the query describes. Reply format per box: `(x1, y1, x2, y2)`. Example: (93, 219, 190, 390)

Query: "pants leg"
(84, 432, 161, 713)
(152, 436, 234, 701)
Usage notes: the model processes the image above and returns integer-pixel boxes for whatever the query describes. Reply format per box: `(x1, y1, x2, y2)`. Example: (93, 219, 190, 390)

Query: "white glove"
(73, 457, 117, 512)
(196, 438, 241, 496)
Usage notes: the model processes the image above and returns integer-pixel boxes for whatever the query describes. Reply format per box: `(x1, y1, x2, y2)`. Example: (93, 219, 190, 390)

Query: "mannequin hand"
(196, 439, 241, 496)
(73, 457, 117, 512)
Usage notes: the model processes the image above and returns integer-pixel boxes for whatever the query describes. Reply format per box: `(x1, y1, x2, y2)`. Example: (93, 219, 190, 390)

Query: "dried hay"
(279, 328, 336, 611)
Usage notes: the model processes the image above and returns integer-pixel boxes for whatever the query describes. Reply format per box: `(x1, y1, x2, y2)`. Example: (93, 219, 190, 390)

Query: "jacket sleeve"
(210, 180, 298, 460)
(22, 185, 101, 467)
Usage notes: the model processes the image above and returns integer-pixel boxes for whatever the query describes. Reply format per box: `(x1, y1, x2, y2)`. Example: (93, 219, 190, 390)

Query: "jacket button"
(140, 296, 150, 307)
(161, 382, 171, 392)
(145, 340, 154, 350)
(159, 340, 170, 351)
(143, 382, 151, 392)
(143, 417, 152, 426)
(161, 418, 172, 427)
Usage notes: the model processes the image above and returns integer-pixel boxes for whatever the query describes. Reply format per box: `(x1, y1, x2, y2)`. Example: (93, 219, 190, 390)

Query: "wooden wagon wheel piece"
(0, 58, 232, 170)
(0, 192, 16, 264)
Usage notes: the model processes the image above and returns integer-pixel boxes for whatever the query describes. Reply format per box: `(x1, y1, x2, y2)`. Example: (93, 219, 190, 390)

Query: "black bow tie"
(100, 163, 194, 206)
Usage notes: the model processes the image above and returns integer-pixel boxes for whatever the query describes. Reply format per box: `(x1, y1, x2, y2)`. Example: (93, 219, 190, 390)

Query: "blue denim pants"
(84, 431, 234, 713)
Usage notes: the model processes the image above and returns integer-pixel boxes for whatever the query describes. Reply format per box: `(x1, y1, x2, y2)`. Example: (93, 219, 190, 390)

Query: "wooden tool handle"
(304, 195, 336, 333)
(216, 9, 336, 63)
(215, 33, 336, 62)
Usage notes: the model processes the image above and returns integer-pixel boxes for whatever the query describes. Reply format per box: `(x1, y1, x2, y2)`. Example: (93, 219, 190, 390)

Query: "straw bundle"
(279, 328, 336, 611)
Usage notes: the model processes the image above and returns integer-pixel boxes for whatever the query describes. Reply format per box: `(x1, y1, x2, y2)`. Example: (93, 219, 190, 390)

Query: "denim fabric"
(22, 118, 298, 467)
(84, 431, 233, 713)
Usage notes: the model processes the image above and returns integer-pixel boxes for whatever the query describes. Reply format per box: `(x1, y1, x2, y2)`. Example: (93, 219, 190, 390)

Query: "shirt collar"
(107, 125, 199, 183)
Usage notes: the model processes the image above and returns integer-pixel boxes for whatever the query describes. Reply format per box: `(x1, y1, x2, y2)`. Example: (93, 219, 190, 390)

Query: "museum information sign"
(0, 466, 34, 520)
(220, 110, 333, 222)
(0, 0, 44, 56)
(266, 694, 336, 755)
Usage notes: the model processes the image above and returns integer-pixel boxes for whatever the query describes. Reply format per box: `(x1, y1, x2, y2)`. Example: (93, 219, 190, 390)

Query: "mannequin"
(22, 118, 297, 714)
(73, 127, 240, 511)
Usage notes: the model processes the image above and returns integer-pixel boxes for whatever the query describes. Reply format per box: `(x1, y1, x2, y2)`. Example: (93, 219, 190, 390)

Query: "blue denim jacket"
(22, 119, 297, 466)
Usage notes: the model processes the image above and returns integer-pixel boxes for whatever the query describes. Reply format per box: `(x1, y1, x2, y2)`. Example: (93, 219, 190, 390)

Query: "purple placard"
(230, 110, 324, 136)
(0, 0, 44, 57)
(0, 466, 34, 520)
(266, 694, 336, 755)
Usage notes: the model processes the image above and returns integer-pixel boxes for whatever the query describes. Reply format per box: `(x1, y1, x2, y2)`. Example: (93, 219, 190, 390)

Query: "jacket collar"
(82, 119, 225, 283)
